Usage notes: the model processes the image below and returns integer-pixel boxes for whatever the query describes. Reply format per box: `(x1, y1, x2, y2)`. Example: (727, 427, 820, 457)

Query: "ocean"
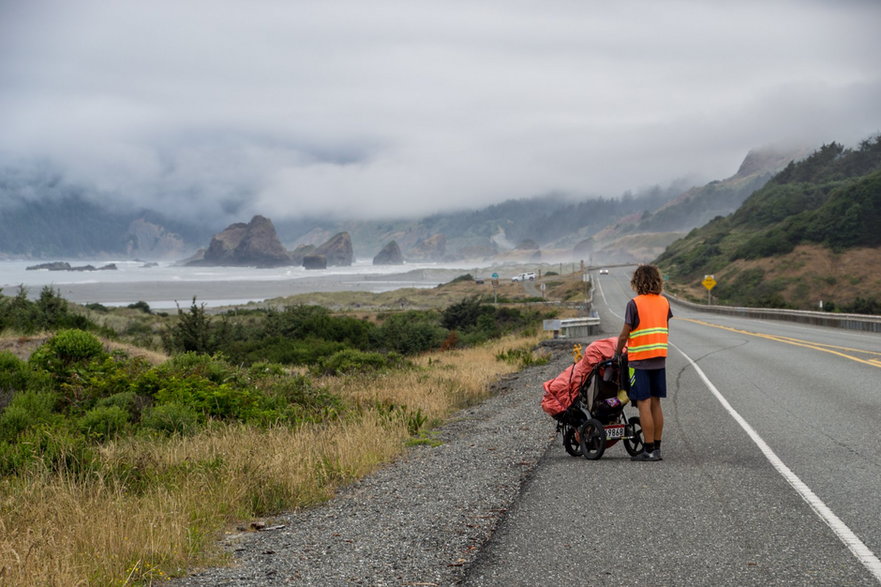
(0, 259, 482, 310)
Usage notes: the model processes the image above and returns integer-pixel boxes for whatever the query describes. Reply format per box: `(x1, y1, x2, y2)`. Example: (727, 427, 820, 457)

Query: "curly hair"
(630, 264, 663, 295)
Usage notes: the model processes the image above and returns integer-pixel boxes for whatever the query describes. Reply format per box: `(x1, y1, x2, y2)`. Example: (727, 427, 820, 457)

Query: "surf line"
(673, 341, 881, 583)
(678, 317, 881, 369)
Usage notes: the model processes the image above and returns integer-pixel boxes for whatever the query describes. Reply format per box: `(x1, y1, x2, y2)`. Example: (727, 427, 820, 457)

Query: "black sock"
(655, 440, 662, 451)
(644, 442, 655, 453)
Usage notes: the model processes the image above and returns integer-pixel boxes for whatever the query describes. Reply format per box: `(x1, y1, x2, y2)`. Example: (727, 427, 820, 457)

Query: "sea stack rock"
(373, 241, 404, 265)
(195, 215, 291, 267)
(409, 233, 446, 261)
(313, 232, 354, 266)
(303, 255, 327, 270)
(125, 218, 187, 259)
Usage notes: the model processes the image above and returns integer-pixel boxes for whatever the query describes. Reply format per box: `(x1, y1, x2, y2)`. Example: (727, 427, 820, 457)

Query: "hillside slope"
(657, 137, 881, 312)
(587, 147, 806, 264)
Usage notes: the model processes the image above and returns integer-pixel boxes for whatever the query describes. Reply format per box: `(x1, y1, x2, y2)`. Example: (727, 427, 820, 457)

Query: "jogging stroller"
(557, 355, 644, 460)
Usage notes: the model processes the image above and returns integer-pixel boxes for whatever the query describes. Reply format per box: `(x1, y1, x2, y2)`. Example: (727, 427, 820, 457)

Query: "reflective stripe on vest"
(627, 294, 669, 361)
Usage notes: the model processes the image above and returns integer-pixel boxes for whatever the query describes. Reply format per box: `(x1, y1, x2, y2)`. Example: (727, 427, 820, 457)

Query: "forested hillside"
(657, 136, 881, 312)
(0, 166, 209, 258)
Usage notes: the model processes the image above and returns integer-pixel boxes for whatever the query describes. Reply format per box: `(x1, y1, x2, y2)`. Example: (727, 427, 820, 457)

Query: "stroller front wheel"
(562, 425, 583, 457)
(579, 418, 606, 460)
(623, 416, 644, 456)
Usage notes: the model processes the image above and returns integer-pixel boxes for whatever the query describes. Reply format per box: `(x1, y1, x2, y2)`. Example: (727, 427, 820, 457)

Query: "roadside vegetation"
(657, 136, 881, 313)
(0, 277, 563, 584)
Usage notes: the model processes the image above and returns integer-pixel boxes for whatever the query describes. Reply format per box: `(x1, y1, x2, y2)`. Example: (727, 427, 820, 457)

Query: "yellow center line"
(679, 317, 881, 368)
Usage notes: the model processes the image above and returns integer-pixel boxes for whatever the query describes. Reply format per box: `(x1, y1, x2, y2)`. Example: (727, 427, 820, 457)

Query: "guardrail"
(668, 296, 881, 334)
(543, 316, 601, 338)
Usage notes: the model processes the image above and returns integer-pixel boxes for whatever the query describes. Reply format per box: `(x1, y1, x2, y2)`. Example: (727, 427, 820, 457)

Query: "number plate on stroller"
(604, 424, 625, 439)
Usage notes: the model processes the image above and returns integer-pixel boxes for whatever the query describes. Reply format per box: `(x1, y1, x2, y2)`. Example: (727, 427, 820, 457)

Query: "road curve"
(464, 268, 881, 585)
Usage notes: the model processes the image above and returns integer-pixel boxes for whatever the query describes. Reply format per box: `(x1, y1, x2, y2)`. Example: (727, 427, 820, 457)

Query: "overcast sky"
(2, 0, 880, 225)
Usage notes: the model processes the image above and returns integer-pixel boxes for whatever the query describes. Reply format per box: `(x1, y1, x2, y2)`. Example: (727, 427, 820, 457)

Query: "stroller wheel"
(562, 425, 583, 457)
(623, 416, 644, 456)
(579, 418, 606, 460)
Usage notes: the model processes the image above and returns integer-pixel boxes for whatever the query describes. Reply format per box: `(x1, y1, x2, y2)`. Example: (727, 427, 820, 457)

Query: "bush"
(257, 375, 342, 422)
(29, 329, 106, 377)
(0, 352, 30, 395)
(141, 402, 202, 435)
(158, 352, 241, 386)
(127, 300, 152, 314)
(373, 311, 447, 355)
(96, 391, 144, 419)
(20, 426, 96, 476)
(78, 405, 129, 441)
(311, 349, 409, 376)
(237, 337, 349, 366)
(162, 298, 229, 355)
(0, 390, 59, 442)
(496, 346, 550, 369)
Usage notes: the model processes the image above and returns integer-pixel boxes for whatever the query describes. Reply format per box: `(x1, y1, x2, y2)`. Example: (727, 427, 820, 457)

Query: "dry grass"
(672, 244, 881, 308)
(0, 332, 546, 585)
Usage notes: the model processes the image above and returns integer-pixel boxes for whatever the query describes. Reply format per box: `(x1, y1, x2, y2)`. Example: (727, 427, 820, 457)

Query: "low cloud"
(1, 0, 880, 226)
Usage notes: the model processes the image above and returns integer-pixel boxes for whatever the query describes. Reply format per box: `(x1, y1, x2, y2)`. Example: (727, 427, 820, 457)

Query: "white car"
(599, 268, 609, 275)
(512, 272, 536, 282)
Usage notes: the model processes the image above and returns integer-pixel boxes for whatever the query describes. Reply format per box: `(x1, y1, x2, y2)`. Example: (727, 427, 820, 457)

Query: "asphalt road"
(465, 268, 881, 586)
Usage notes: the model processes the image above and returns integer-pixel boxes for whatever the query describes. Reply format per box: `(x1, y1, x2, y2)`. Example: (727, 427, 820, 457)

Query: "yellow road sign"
(702, 275, 717, 290)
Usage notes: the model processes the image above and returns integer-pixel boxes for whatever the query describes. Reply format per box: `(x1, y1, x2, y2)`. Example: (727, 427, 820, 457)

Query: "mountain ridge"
(0, 147, 809, 264)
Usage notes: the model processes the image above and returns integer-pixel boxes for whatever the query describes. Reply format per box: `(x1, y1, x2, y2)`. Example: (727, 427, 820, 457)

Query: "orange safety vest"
(627, 294, 670, 361)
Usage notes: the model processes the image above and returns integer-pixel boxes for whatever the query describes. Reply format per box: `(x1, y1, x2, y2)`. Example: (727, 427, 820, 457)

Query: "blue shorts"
(628, 368, 667, 402)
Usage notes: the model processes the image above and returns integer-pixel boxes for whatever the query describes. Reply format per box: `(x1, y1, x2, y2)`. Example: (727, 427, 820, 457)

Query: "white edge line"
(672, 342, 881, 582)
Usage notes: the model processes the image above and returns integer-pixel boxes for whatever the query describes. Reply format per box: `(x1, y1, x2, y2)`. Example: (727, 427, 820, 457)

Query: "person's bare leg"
(650, 397, 663, 443)
(637, 399, 655, 445)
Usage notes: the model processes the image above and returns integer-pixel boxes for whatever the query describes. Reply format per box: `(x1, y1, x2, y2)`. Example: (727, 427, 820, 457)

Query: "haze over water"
(0, 259, 480, 309)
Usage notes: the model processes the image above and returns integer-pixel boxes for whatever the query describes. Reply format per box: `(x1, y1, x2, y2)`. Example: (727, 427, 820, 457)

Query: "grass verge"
(0, 333, 546, 585)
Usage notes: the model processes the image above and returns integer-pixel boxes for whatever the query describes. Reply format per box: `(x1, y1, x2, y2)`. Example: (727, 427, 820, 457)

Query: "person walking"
(615, 264, 672, 461)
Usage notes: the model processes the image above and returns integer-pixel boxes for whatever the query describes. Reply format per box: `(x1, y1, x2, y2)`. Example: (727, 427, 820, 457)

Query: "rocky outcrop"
(408, 234, 446, 261)
(191, 215, 291, 267)
(26, 261, 72, 271)
(26, 262, 118, 272)
(125, 218, 187, 259)
(303, 255, 327, 270)
(289, 244, 316, 266)
(373, 241, 404, 265)
(313, 232, 353, 267)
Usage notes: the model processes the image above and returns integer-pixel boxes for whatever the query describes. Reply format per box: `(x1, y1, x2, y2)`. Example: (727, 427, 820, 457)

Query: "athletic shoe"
(654, 449, 663, 461)
(631, 450, 660, 462)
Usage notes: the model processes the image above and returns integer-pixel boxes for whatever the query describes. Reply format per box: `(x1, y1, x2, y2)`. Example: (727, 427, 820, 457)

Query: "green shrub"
(311, 349, 409, 376)
(0, 390, 59, 442)
(96, 391, 144, 419)
(373, 311, 447, 355)
(0, 352, 30, 394)
(262, 305, 374, 349)
(258, 375, 342, 422)
(127, 300, 152, 314)
(78, 405, 129, 441)
(495, 346, 550, 369)
(141, 402, 202, 435)
(248, 361, 287, 378)
(0, 406, 32, 442)
(238, 337, 349, 366)
(158, 352, 241, 385)
(161, 298, 229, 355)
(29, 329, 106, 377)
(16, 426, 96, 476)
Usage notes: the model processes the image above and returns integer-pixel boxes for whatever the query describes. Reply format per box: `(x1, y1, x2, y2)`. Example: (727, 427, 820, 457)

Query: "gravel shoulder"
(174, 340, 575, 586)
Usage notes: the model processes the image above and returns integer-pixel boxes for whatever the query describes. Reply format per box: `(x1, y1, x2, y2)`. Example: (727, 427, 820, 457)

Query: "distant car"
(512, 272, 536, 282)
(599, 268, 609, 275)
